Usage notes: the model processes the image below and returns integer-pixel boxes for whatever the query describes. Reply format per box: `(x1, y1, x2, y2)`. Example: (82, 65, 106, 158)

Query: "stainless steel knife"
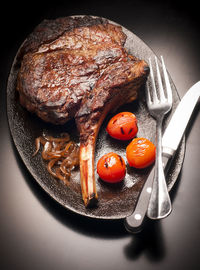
(124, 81, 200, 233)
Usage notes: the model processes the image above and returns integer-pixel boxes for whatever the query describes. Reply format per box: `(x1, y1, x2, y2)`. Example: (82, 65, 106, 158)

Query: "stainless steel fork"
(146, 56, 173, 219)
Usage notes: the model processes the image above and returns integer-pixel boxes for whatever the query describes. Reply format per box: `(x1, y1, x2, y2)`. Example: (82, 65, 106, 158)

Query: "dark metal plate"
(6, 16, 185, 219)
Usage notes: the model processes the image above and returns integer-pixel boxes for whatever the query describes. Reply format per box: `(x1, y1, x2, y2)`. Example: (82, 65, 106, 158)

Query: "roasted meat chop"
(17, 16, 149, 207)
(17, 16, 127, 124)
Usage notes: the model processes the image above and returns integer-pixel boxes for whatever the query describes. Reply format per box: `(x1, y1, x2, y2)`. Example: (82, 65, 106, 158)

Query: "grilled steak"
(17, 16, 127, 124)
(16, 16, 149, 206)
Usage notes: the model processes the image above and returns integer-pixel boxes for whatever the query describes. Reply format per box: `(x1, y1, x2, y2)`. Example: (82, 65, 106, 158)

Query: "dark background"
(0, 1, 200, 269)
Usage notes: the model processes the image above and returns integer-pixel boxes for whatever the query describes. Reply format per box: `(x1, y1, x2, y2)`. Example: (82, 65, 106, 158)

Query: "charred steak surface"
(16, 16, 149, 206)
(17, 16, 128, 124)
(17, 16, 148, 125)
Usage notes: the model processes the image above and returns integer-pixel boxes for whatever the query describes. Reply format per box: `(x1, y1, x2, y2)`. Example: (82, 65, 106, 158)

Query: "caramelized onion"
(33, 133, 79, 185)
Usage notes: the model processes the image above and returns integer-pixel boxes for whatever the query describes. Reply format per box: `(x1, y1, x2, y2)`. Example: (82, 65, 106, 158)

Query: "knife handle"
(124, 155, 171, 233)
(124, 167, 154, 233)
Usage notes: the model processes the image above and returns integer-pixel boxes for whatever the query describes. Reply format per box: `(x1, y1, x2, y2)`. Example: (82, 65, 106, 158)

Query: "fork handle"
(147, 118, 172, 219)
(124, 154, 171, 233)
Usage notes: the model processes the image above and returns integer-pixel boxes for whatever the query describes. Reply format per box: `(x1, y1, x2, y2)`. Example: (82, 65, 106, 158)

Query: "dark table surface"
(0, 1, 200, 269)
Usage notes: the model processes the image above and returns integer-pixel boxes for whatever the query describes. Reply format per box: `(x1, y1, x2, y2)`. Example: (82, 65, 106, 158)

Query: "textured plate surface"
(6, 16, 185, 219)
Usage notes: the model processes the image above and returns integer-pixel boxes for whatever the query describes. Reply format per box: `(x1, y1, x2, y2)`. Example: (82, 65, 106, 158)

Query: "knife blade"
(162, 81, 200, 158)
(124, 81, 200, 233)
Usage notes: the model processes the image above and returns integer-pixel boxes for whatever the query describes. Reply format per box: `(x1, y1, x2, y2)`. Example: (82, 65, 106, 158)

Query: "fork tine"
(161, 56, 172, 105)
(146, 83, 152, 105)
(155, 56, 166, 102)
(149, 57, 159, 103)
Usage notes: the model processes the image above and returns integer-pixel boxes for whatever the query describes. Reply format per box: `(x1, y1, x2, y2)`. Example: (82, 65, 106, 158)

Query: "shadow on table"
(124, 221, 165, 261)
(124, 169, 182, 261)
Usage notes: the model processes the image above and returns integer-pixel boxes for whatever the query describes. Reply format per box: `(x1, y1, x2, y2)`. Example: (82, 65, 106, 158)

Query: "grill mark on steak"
(16, 16, 149, 206)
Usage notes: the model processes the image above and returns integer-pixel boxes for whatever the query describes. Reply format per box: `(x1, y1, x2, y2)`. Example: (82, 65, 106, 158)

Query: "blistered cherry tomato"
(106, 112, 138, 140)
(97, 152, 126, 183)
(126, 137, 156, 169)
